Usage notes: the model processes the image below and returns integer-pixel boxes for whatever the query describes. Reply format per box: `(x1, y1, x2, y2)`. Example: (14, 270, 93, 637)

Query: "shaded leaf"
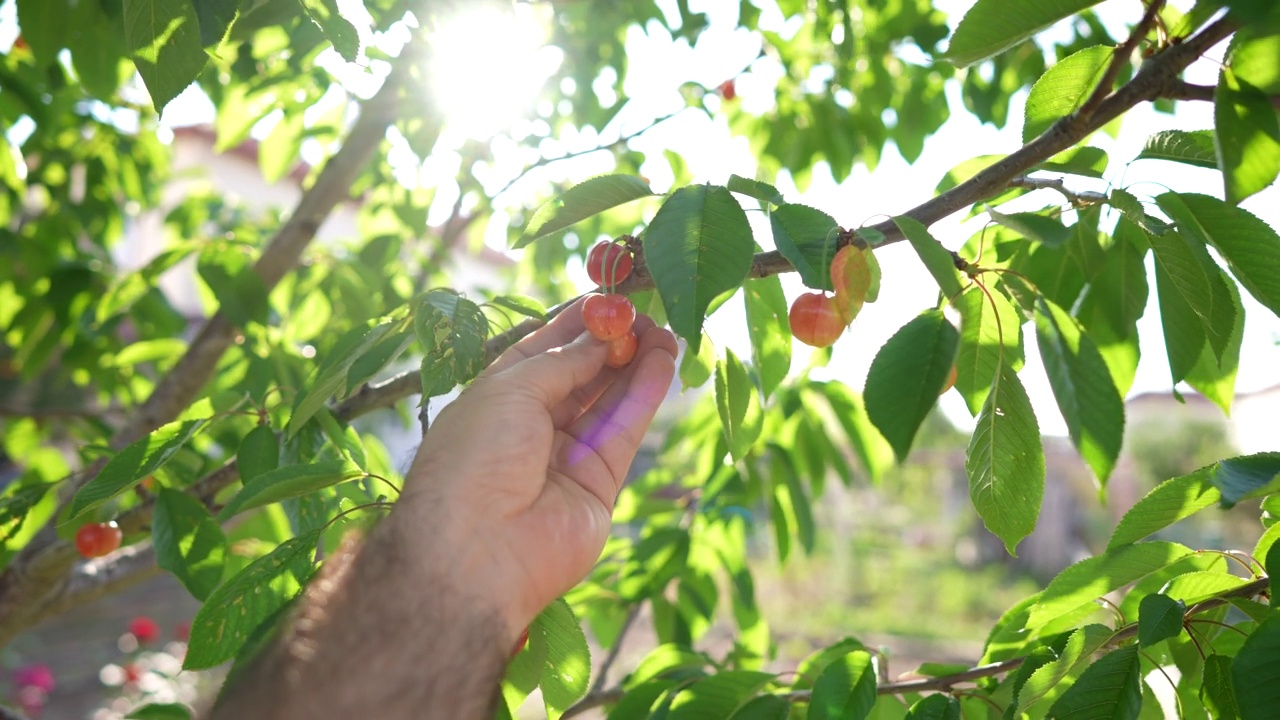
(743, 277, 791, 399)
(1208, 452, 1280, 507)
(1231, 614, 1280, 720)
(727, 175, 784, 206)
(895, 217, 964, 299)
(124, 0, 208, 112)
(716, 350, 764, 462)
(808, 650, 876, 720)
(1138, 594, 1186, 647)
(1202, 654, 1241, 720)
(954, 284, 1023, 416)
(517, 175, 654, 248)
(416, 291, 488, 397)
(300, 0, 360, 62)
(218, 461, 365, 520)
(966, 363, 1043, 554)
(1136, 130, 1218, 169)
(1046, 645, 1142, 720)
(864, 311, 959, 462)
(237, 426, 279, 485)
(153, 489, 226, 601)
(770, 204, 842, 291)
(679, 332, 715, 389)
(668, 671, 775, 719)
(905, 694, 961, 720)
(197, 246, 269, 328)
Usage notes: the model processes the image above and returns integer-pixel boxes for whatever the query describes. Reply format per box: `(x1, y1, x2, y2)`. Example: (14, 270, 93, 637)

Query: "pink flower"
(128, 616, 161, 645)
(13, 664, 54, 693)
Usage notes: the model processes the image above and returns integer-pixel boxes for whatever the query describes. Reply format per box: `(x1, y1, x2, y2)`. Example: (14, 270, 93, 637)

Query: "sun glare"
(428, 6, 555, 139)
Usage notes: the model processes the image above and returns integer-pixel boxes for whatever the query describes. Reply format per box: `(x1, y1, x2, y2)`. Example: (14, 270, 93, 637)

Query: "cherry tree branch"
(1165, 80, 1280, 108)
(1008, 176, 1109, 206)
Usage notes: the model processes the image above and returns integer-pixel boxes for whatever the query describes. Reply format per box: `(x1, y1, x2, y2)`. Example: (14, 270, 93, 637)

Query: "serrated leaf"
(1184, 275, 1244, 414)
(505, 622, 551, 712)
(679, 332, 715, 389)
(1203, 655, 1241, 720)
(645, 185, 754, 351)
(1148, 226, 1235, 369)
(966, 363, 1043, 554)
(1029, 542, 1193, 629)
(517, 175, 654, 248)
(1108, 469, 1221, 549)
(770, 204, 842, 291)
(954, 284, 1024, 416)
(185, 530, 319, 670)
(716, 350, 763, 461)
(1138, 594, 1186, 647)
(1023, 46, 1111, 143)
(1158, 192, 1280, 319)
(536, 598, 592, 719)
(1038, 146, 1109, 178)
(743, 277, 791, 399)
(1207, 452, 1280, 507)
(987, 208, 1072, 246)
(237, 426, 279, 484)
(895, 216, 965, 299)
(218, 461, 365, 520)
(68, 419, 208, 520)
(415, 291, 488, 397)
(124, 0, 208, 112)
(864, 311, 959, 462)
(1137, 129, 1220, 169)
(153, 488, 226, 601)
(668, 670, 775, 718)
(1215, 68, 1280, 204)
(1046, 645, 1142, 720)
(727, 174, 785, 206)
(192, 0, 239, 46)
(808, 650, 876, 720)
(1231, 615, 1280, 720)
(905, 694, 961, 720)
(1016, 624, 1114, 713)
(1035, 298, 1125, 485)
(300, 0, 360, 62)
(197, 246, 269, 328)
(944, 0, 1104, 67)
(728, 695, 790, 720)
(288, 321, 396, 436)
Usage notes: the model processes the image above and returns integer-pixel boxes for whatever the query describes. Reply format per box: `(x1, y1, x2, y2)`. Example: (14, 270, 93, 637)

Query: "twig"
(1076, 0, 1165, 120)
(1165, 80, 1280, 108)
(1008, 176, 1109, 206)
(590, 605, 641, 695)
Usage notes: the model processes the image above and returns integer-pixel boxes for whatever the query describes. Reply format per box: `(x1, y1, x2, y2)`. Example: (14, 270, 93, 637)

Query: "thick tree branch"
(1076, 0, 1164, 119)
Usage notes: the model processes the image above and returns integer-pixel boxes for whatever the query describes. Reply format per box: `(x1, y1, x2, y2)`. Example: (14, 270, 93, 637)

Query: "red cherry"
(511, 626, 530, 657)
(583, 294, 635, 342)
(718, 79, 737, 101)
(941, 365, 958, 395)
(789, 293, 844, 348)
(129, 616, 161, 644)
(586, 241, 633, 289)
(74, 522, 122, 559)
(605, 331, 638, 368)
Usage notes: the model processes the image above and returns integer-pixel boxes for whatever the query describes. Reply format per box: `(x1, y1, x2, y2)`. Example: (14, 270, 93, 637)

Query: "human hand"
(395, 297, 677, 638)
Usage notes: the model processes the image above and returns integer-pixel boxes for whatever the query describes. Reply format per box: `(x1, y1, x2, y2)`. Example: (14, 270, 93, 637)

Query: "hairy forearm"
(208, 511, 508, 719)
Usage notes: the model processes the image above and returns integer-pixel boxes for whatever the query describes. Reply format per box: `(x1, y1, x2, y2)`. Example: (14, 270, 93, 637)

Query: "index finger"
(482, 296, 589, 377)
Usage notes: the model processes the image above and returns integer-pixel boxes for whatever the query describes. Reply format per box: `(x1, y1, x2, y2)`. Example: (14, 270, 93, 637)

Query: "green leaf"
(300, 0, 360, 62)
(945, 0, 1104, 67)
(618, 529, 690, 601)
(728, 695, 790, 720)
(1023, 46, 1111, 143)
(68, 419, 208, 520)
(1035, 298, 1125, 485)
(986, 208, 1072, 247)
(1107, 469, 1221, 549)
(1136, 130, 1219, 169)
(1037, 146, 1109, 178)
(864, 311, 959, 462)
(668, 671, 775, 719)
(1046, 645, 1142, 720)
(503, 609, 549, 711)
(1232, 614, 1280, 720)
(152, 489, 226, 601)
(1016, 624, 1114, 713)
(126, 703, 192, 720)
(1231, 21, 1280, 93)
(218, 461, 365, 520)
(1028, 542, 1193, 629)
(192, 0, 239, 46)
(966, 363, 1043, 555)
(185, 530, 319, 670)
(259, 112, 305, 184)
(819, 383, 894, 485)
(1203, 655, 1241, 720)
(1157, 192, 1280, 318)
(17, 0, 66, 66)
(197, 246, 269, 328)
(415, 291, 488, 397)
(1148, 227, 1235, 370)
(1207, 452, 1280, 507)
(808, 650, 877, 720)
(716, 350, 764, 462)
(535, 599, 592, 719)
(679, 332, 716, 389)
(288, 321, 395, 436)
(237, 426, 279, 485)
(894, 217, 964, 299)
(727, 174, 785, 206)
(645, 185, 754, 351)
(1138, 594, 1186, 647)
(770, 204, 842, 291)
(1184, 276, 1244, 414)
(1269, 541, 1280, 604)
(905, 694, 961, 720)
(489, 294, 547, 321)
(123, 0, 209, 112)
(954, 285, 1023, 416)
(517, 175, 654, 248)
(743, 276, 791, 399)
(1215, 68, 1280, 204)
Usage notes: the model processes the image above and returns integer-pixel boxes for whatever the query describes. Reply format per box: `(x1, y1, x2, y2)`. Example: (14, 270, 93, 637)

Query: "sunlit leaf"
(1023, 46, 1111, 142)
(945, 0, 1104, 66)
(864, 311, 959, 462)
(1214, 68, 1280, 204)
(966, 363, 1043, 555)
(68, 418, 209, 520)
(153, 488, 227, 601)
(517, 175, 654, 248)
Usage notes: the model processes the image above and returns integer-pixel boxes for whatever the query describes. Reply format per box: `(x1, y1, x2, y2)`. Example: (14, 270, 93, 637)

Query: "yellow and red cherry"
(583, 294, 636, 342)
(789, 292, 844, 348)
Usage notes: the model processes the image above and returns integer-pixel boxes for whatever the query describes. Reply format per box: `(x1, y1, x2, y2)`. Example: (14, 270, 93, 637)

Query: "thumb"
(502, 332, 608, 409)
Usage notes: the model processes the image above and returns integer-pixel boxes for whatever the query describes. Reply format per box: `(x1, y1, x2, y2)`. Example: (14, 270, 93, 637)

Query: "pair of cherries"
(582, 241, 638, 368)
(789, 244, 868, 348)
